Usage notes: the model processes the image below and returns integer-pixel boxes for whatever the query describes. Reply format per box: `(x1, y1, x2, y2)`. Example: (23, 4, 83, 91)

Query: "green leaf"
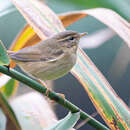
(71, 48, 130, 130)
(0, 78, 18, 98)
(45, 112, 80, 130)
(0, 91, 21, 130)
(0, 40, 10, 65)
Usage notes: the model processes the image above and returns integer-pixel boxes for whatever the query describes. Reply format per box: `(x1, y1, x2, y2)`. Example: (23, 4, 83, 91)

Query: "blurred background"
(0, 0, 130, 129)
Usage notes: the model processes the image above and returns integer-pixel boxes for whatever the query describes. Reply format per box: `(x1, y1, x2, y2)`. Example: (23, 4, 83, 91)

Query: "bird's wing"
(8, 46, 64, 63)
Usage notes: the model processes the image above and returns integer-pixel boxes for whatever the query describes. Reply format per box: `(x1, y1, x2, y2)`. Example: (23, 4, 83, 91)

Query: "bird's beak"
(80, 32, 88, 38)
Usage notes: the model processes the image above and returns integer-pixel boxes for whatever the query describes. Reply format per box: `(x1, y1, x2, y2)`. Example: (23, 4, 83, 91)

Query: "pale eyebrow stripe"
(57, 34, 77, 42)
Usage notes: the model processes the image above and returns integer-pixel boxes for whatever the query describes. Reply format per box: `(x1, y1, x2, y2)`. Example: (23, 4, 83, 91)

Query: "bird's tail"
(7, 50, 15, 55)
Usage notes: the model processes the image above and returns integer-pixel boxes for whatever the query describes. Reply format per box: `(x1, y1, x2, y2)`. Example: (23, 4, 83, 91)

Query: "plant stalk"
(0, 65, 109, 130)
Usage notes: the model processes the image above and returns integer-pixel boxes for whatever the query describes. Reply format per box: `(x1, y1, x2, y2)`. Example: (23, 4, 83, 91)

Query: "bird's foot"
(36, 79, 51, 97)
(36, 79, 66, 104)
(37, 79, 48, 88)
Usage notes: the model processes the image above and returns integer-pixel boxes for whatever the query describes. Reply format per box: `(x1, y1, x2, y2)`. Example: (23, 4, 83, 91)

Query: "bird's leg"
(36, 79, 65, 104)
(36, 79, 51, 97)
(37, 79, 48, 88)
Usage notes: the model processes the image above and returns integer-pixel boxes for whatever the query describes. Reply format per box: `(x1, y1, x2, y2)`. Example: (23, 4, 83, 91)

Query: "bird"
(8, 30, 87, 81)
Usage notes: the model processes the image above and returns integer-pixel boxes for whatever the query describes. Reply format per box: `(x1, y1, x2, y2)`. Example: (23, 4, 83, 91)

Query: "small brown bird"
(8, 30, 86, 81)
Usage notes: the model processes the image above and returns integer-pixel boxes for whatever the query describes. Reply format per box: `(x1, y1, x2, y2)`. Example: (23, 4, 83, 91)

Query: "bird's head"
(52, 30, 87, 53)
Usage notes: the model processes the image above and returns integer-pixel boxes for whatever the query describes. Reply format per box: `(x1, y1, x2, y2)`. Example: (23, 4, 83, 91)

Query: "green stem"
(0, 65, 109, 130)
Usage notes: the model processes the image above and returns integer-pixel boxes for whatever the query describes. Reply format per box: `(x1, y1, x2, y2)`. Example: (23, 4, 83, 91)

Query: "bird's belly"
(35, 62, 74, 80)
(19, 54, 76, 81)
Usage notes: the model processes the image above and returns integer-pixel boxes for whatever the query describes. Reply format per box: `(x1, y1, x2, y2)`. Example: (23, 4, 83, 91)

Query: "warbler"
(8, 30, 86, 81)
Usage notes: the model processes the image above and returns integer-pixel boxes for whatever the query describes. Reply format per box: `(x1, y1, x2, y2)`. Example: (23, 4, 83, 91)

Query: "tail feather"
(7, 50, 15, 55)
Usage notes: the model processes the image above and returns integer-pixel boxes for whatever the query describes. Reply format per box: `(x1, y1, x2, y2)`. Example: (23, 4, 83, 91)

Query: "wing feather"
(8, 45, 64, 63)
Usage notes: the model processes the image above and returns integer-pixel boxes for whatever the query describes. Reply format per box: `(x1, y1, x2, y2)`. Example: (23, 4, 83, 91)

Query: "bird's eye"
(68, 36, 74, 41)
